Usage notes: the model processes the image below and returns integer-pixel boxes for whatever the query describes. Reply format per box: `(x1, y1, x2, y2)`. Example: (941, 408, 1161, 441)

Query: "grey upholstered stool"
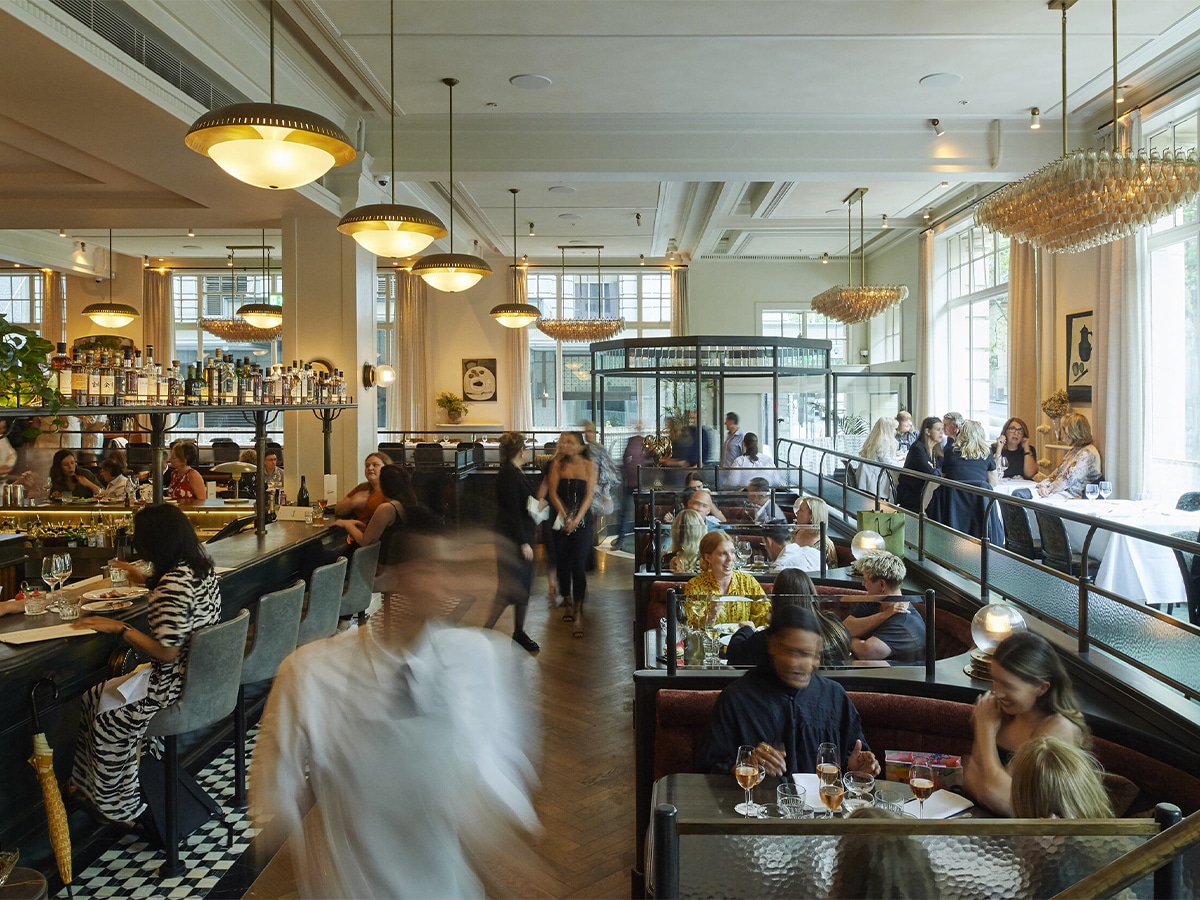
(340, 542, 381, 625)
(297, 556, 347, 645)
(232, 580, 304, 808)
(145, 609, 250, 879)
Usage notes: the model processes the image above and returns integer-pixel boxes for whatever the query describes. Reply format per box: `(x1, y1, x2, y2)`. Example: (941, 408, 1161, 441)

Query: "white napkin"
(903, 788, 973, 819)
(791, 772, 823, 799)
(0, 623, 96, 644)
(97, 663, 152, 713)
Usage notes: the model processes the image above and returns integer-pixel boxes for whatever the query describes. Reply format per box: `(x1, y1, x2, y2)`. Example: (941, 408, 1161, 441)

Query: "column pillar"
(280, 214, 376, 502)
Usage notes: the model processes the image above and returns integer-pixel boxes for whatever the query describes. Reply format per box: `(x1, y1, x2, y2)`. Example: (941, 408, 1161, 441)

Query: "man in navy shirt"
(844, 552, 926, 662)
(701, 606, 878, 777)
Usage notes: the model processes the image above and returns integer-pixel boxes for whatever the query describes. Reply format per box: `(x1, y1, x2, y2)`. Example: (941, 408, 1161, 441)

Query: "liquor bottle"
(168, 361, 183, 406)
(289, 360, 302, 404)
(221, 350, 236, 405)
(122, 349, 137, 406)
(50, 342, 72, 398)
(184, 364, 203, 406)
(138, 345, 153, 404)
(86, 351, 101, 407)
(295, 475, 310, 508)
(99, 352, 116, 407)
(71, 347, 87, 406)
(204, 356, 217, 405)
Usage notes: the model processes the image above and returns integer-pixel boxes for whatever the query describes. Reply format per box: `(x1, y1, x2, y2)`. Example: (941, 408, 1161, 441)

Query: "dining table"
(991, 480, 1200, 610)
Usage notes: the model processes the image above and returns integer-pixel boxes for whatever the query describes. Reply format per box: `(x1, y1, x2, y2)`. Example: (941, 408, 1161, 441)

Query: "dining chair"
(297, 556, 348, 645)
(145, 610, 250, 879)
(1170, 529, 1200, 625)
(232, 580, 304, 808)
(340, 541, 381, 624)
(1032, 510, 1100, 579)
(999, 501, 1041, 561)
(1175, 491, 1200, 512)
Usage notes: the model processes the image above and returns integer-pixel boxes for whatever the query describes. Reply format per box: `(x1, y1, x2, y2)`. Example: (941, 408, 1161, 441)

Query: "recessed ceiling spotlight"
(559, 213, 581, 220)
(548, 185, 575, 193)
(1030, 107, 1041, 130)
(509, 74, 552, 89)
(919, 72, 962, 88)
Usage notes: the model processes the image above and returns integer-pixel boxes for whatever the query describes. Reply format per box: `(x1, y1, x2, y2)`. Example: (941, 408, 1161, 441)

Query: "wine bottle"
(71, 347, 87, 406)
(50, 342, 72, 398)
(86, 352, 101, 407)
(185, 364, 203, 406)
(295, 475, 310, 508)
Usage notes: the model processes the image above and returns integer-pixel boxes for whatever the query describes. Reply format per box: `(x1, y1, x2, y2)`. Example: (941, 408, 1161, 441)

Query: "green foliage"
(0, 313, 61, 411)
(435, 391, 468, 414)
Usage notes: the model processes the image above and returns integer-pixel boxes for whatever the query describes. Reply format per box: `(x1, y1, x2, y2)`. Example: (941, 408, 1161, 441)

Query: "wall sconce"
(930, 118, 945, 137)
(362, 362, 396, 389)
(1029, 107, 1041, 130)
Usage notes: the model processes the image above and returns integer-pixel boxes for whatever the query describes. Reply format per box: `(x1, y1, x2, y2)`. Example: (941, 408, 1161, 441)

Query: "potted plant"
(436, 391, 468, 423)
(0, 313, 62, 412)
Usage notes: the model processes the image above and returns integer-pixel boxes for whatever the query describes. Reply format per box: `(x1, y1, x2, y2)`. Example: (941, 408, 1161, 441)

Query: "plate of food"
(82, 586, 148, 602)
(81, 598, 135, 612)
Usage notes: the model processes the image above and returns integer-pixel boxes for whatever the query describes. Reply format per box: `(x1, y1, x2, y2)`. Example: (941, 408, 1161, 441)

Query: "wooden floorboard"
(245, 549, 636, 899)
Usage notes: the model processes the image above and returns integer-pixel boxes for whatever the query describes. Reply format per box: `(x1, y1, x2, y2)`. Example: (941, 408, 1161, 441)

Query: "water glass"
(776, 782, 809, 818)
(1085, 483, 1100, 501)
(108, 560, 128, 587)
(58, 593, 83, 621)
(24, 590, 49, 616)
(1098, 480, 1113, 500)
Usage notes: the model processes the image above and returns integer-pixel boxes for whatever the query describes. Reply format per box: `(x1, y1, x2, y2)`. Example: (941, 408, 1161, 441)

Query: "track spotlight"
(1029, 107, 1041, 130)
(821, 252, 830, 264)
(930, 118, 945, 137)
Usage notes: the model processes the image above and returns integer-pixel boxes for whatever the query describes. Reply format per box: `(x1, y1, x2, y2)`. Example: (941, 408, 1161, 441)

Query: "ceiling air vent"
(48, 0, 246, 110)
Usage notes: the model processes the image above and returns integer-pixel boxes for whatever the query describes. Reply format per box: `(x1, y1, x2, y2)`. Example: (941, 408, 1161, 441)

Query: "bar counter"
(0, 518, 346, 858)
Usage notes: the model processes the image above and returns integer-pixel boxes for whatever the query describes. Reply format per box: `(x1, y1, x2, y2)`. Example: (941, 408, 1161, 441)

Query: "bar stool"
(340, 542, 381, 625)
(0, 868, 47, 900)
(232, 580, 304, 808)
(145, 609, 250, 879)
(297, 556, 347, 645)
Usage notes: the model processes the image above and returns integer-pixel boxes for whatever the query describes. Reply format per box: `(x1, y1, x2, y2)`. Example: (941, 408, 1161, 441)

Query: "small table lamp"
(210, 461, 257, 503)
(850, 530, 886, 558)
(965, 603, 1027, 680)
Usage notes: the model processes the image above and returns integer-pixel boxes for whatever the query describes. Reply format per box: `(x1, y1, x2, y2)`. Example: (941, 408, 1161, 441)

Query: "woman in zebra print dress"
(70, 504, 223, 823)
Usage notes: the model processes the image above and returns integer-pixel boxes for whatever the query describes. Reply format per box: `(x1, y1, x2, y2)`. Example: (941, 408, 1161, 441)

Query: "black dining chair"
(1170, 529, 1200, 625)
(1032, 509, 1100, 579)
(999, 500, 1041, 561)
(1175, 491, 1200, 512)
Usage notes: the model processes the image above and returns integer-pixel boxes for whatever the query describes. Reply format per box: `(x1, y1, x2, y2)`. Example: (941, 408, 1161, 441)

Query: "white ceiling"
(1, 0, 1199, 270)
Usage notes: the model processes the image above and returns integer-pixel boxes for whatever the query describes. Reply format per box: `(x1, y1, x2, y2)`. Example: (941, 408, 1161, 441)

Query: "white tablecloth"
(995, 489, 1200, 608)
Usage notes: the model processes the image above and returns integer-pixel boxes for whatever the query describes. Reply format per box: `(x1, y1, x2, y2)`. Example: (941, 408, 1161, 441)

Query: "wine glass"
(1098, 480, 1113, 500)
(816, 742, 840, 816)
(41, 557, 57, 609)
(843, 771, 876, 813)
(819, 780, 845, 819)
(734, 539, 751, 569)
(57, 552, 73, 604)
(734, 746, 765, 817)
(998, 456, 1009, 479)
(1085, 483, 1100, 501)
(909, 764, 935, 819)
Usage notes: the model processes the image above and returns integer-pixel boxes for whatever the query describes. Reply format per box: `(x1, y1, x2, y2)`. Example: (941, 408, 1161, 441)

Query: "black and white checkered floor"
(58, 726, 263, 900)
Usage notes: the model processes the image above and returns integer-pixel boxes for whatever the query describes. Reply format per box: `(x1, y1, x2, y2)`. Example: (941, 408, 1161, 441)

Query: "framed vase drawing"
(463, 358, 497, 402)
(1065, 311, 1094, 403)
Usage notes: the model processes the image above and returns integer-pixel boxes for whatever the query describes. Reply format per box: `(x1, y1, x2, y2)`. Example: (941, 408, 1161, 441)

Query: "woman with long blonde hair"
(1038, 413, 1102, 499)
(1009, 736, 1112, 819)
(854, 416, 899, 501)
(792, 495, 838, 567)
(942, 419, 998, 486)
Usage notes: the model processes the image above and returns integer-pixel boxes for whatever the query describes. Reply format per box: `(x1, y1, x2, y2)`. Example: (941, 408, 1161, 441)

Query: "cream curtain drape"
(506, 267, 533, 431)
(1007, 241, 1039, 425)
(916, 232, 935, 416)
(1093, 235, 1144, 497)
(142, 270, 172, 364)
(670, 267, 689, 336)
(393, 271, 430, 434)
(41, 270, 65, 345)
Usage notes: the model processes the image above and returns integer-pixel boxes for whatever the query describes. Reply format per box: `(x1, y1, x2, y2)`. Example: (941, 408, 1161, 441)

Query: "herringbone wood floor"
(245, 548, 636, 899)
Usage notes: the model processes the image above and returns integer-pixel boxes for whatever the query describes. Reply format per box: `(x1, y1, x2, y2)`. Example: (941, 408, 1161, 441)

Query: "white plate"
(81, 598, 134, 612)
(81, 587, 148, 602)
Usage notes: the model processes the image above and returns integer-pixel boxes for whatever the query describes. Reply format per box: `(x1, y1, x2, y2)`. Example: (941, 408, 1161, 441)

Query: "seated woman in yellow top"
(683, 531, 769, 627)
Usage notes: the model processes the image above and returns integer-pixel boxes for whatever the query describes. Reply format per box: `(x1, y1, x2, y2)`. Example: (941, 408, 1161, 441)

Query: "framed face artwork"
(1065, 311, 1094, 403)
(463, 358, 497, 402)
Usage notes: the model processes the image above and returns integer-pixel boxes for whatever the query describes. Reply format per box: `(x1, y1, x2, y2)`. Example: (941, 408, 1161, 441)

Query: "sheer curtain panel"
(41, 270, 64, 345)
(670, 267, 689, 336)
(507, 267, 533, 431)
(394, 271, 430, 433)
(1007, 242, 1039, 427)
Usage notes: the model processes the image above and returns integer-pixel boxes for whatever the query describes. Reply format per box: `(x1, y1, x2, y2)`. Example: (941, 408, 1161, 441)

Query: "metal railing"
(775, 437, 1200, 703)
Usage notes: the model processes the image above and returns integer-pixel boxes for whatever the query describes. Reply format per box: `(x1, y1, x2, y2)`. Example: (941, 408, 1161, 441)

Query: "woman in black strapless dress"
(547, 430, 597, 637)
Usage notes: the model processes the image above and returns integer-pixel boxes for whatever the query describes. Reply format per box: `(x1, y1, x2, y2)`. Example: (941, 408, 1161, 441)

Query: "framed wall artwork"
(463, 358, 498, 402)
(1065, 311, 1094, 403)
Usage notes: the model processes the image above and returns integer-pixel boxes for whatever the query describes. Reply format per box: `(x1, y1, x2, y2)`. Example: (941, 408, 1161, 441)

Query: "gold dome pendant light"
(811, 189, 908, 325)
(975, 0, 1198, 253)
(185, 0, 355, 190)
(490, 188, 541, 328)
(411, 78, 493, 292)
(337, 0, 446, 257)
(535, 246, 625, 342)
(236, 233, 284, 327)
(83, 229, 141, 328)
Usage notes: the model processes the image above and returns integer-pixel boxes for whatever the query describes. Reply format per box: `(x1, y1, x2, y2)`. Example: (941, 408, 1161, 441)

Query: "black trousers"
(554, 516, 593, 604)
